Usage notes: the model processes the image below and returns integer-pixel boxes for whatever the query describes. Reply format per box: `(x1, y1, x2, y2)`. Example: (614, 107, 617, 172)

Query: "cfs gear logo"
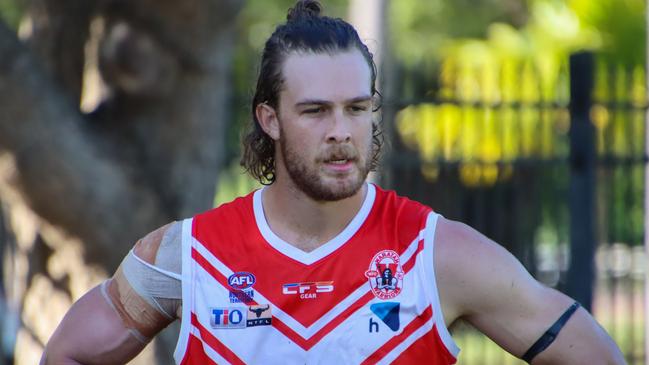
(364, 250, 404, 300)
(228, 272, 256, 304)
(282, 281, 334, 299)
(210, 307, 246, 329)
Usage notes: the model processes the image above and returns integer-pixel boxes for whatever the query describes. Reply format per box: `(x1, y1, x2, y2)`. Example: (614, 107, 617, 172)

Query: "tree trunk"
(0, 0, 242, 363)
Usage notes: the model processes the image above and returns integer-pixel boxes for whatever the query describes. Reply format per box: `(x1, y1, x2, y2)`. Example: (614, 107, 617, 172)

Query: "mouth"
(323, 156, 356, 173)
(327, 158, 350, 165)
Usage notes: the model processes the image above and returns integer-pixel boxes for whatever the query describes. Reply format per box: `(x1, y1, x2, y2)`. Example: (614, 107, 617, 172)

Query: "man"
(41, 1, 624, 364)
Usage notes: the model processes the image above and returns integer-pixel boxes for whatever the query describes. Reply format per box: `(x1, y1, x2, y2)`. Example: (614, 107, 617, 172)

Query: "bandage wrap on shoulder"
(101, 222, 183, 342)
(522, 301, 581, 363)
(122, 222, 182, 317)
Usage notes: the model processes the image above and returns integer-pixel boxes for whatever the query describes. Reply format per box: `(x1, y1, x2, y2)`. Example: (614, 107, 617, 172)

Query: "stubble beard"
(279, 134, 372, 202)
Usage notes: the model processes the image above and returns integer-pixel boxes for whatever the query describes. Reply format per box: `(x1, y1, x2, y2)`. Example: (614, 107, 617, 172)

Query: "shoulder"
(133, 221, 182, 266)
(433, 217, 508, 275)
(113, 221, 183, 320)
(433, 217, 510, 269)
(433, 217, 543, 322)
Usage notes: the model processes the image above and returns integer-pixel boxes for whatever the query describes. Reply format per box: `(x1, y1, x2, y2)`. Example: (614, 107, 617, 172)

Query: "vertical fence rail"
(644, 3, 649, 361)
(566, 52, 596, 311)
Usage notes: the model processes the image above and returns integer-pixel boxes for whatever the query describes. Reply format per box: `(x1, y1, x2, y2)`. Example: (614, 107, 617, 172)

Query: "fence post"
(566, 52, 596, 311)
(644, 3, 649, 361)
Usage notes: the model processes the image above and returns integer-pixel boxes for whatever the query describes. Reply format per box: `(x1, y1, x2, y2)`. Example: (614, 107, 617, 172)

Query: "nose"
(326, 110, 351, 143)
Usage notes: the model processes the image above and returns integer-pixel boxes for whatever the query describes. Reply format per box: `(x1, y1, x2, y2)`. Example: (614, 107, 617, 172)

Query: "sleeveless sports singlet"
(174, 184, 459, 364)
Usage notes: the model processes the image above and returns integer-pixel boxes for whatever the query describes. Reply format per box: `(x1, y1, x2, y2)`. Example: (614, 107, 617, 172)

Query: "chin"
(316, 177, 365, 202)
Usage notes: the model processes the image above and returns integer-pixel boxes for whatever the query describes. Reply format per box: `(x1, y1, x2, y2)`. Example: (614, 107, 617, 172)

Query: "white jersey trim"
(188, 325, 232, 365)
(424, 213, 460, 358)
(376, 316, 435, 365)
(129, 248, 183, 281)
(173, 218, 194, 364)
(253, 183, 376, 265)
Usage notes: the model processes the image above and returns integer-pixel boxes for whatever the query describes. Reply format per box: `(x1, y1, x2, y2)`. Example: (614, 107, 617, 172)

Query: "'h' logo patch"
(370, 302, 400, 331)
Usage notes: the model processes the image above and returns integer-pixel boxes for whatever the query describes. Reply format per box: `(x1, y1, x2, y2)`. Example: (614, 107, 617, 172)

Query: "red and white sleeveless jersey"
(174, 184, 459, 364)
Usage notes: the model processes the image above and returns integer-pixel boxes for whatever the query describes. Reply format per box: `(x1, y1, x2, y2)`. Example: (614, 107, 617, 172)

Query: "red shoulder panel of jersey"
(193, 191, 259, 251)
(370, 185, 433, 242)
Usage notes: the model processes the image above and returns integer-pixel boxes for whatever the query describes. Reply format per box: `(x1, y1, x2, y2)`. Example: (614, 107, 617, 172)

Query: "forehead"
(280, 49, 372, 103)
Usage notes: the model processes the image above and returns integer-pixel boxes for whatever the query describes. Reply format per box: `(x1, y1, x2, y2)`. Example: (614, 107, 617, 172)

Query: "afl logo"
(364, 250, 404, 300)
(228, 272, 256, 290)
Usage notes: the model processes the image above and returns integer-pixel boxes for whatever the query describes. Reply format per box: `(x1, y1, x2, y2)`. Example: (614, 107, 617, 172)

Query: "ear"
(255, 103, 280, 140)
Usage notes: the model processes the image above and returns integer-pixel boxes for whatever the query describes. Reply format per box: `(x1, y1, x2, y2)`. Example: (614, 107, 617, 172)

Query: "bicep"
(41, 283, 148, 365)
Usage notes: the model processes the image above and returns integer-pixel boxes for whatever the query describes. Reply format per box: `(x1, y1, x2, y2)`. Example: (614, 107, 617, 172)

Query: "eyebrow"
(294, 95, 372, 107)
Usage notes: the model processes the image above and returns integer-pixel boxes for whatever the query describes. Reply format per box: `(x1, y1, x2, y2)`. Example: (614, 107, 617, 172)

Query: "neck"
(261, 181, 368, 253)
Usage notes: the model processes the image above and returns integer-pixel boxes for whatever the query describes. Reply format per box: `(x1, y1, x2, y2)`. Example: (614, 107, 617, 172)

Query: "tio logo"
(211, 307, 246, 329)
(282, 281, 334, 299)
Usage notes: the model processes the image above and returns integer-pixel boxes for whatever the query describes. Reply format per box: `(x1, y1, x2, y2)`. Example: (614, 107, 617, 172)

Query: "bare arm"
(40, 284, 149, 365)
(434, 218, 624, 364)
(40, 224, 179, 365)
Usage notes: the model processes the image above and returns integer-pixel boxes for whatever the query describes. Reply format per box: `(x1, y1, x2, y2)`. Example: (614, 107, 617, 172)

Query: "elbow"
(40, 345, 81, 365)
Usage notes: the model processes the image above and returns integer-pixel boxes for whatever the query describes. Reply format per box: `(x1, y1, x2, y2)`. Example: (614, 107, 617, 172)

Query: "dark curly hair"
(241, 0, 383, 185)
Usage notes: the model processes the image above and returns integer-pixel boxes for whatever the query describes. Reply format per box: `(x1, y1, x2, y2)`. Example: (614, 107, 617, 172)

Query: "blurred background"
(0, 0, 646, 364)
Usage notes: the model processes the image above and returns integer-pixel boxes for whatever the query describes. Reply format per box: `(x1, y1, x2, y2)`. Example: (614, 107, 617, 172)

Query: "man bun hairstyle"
(241, 0, 382, 185)
(286, 0, 321, 21)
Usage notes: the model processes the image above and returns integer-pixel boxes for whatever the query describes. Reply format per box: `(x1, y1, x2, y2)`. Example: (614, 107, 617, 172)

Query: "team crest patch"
(364, 250, 404, 299)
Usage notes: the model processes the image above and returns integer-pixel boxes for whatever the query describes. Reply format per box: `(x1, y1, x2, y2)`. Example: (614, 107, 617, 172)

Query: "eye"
(348, 105, 368, 113)
(303, 107, 324, 114)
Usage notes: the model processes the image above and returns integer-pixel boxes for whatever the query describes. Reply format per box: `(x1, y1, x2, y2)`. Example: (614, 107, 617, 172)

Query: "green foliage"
(569, 0, 646, 65)
(214, 160, 261, 207)
(392, 0, 646, 248)
(389, 0, 530, 67)
(0, 0, 25, 29)
(395, 0, 645, 187)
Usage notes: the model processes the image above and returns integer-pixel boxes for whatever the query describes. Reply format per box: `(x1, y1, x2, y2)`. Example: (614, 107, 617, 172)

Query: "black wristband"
(521, 301, 581, 363)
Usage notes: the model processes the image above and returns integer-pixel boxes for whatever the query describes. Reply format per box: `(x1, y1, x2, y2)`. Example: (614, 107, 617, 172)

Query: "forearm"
(40, 353, 82, 365)
(530, 307, 625, 365)
(41, 331, 144, 365)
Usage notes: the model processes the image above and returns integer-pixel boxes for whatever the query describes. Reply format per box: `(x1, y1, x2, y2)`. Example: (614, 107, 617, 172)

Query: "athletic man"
(41, 1, 625, 364)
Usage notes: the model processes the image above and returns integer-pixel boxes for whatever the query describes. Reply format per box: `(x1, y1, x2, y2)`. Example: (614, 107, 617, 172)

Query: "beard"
(279, 130, 372, 202)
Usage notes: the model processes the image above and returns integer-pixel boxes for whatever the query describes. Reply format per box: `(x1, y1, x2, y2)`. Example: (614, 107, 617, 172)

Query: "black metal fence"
(380, 52, 646, 364)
